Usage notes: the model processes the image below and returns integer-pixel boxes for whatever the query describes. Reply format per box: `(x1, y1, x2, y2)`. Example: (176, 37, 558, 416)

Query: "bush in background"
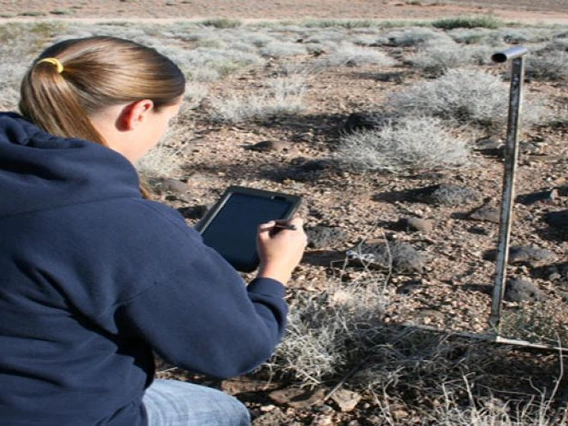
(335, 116, 471, 173)
(432, 14, 503, 30)
(383, 26, 453, 47)
(526, 43, 568, 82)
(316, 43, 396, 68)
(209, 75, 307, 123)
(406, 39, 497, 76)
(386, 68, 548, 131)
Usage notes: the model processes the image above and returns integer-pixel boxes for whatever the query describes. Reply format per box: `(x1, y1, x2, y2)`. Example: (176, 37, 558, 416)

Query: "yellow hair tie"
(37, 57, 64, 74)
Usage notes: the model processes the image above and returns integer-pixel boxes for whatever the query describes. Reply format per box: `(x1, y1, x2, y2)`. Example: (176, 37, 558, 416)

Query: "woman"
(0, 36, 307, 426)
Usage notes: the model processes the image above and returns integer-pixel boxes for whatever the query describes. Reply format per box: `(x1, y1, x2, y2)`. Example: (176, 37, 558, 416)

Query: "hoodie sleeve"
(102, 200, 289, 379)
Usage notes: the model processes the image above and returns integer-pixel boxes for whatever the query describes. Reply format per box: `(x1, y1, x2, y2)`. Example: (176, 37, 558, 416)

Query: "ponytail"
(19, 36, 186, 199)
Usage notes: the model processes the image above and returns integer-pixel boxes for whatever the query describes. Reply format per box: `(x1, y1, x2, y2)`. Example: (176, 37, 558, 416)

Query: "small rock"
(509, 246, 556, 266)
(413, 309, 445, 324)
(468, 204, 501, 223)
(330, 389, 362, 412)
(344, 112, 380, 134)
(545, 210, 568, 228)
(505, 278, 546, 303)
(527, 155, 563, 164)
(520, 140, 545, 155)
(177, 204, 209, 220)
(288, 158, 338, 181)
(393, 409, 410, 420)
(399, 217, 434, 233)
(557, 183, 568, 197)
(468, 225, 491, 235)
(159, 178, 189, 194)
(268, 387, 326, 409)
(306, 226, 347, 249)
(484, 246, 556, 267)
(396, 280, 423, 295)
(246, 140, 296, 154)
(374, 72, 404, 83)
(220, 377, 279, 395)
(346, 240, 426, 274)
(429, 184, 481, 206)
(311, 415, 334, 426)
(474, 138, 504, 157)
(516, 189, 558, 205)
(405, 184, 481, 206)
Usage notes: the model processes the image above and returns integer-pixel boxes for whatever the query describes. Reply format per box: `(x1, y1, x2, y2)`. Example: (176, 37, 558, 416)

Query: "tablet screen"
(200, 192, 296, 272)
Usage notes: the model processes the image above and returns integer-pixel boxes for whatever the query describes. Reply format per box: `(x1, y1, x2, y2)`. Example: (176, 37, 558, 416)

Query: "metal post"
(488, 47, 529, 332)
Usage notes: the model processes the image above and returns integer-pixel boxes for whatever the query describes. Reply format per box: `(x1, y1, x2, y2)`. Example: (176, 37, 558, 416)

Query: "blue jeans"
(142, 379, 251, 426)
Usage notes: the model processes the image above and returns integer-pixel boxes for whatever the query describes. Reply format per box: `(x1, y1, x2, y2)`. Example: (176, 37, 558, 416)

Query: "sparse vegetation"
(386, 68, 548, 131)
(406, 40, 496, 75)
(526, 45, 568, 81)
(383, 26, 452, 46)
(335, 116, 471, 172)
(1, 14, 567, 424)
(209, 75, 307, 123)
(316, 44, 396, 68)
(259, 40, 308, 58)
(432, 14, 503, 30)
(199, 18, 243, 29)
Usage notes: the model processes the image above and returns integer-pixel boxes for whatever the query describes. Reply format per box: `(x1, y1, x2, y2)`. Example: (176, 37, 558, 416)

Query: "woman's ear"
(118, 99, 154, 131)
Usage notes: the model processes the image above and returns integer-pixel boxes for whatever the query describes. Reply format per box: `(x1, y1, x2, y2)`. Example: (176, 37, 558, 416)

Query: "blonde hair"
(19, 36, 186, 198)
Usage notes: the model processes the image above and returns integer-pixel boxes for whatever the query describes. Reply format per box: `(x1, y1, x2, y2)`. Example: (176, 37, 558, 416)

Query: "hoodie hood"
(0, 112, 141, 218)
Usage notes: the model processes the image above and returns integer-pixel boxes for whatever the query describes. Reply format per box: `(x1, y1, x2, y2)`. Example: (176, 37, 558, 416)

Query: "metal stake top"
(489, 47, 529, 332)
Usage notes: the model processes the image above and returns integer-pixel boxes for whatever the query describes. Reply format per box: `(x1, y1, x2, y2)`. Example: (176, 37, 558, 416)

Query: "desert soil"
(1, 0, 568, 24)
(2, 1, 568, 425)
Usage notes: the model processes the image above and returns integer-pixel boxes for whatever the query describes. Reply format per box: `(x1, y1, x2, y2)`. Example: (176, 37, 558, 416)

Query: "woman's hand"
(256, 217, 308, 284)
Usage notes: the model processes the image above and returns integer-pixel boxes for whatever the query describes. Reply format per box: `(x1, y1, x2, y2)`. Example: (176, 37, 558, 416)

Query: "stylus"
(273, 223, 297, 231)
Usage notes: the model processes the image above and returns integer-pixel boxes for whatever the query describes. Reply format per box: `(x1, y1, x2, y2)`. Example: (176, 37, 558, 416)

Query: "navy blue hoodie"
(0, 112, 288, 426)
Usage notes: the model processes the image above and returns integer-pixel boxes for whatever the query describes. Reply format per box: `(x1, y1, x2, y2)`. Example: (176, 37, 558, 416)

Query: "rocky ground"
(1, 0, 568, 24)
(2, 1, 568, 424)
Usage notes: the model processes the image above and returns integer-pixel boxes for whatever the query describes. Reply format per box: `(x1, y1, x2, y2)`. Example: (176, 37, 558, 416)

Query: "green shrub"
(432, 15, 502, 30)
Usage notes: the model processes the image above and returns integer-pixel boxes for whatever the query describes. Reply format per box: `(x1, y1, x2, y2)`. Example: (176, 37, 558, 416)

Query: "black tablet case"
(195, 186, 302, 272)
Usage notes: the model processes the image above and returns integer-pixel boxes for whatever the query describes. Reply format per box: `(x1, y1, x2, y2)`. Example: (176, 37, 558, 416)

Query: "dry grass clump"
(383, 26, 453, 47)
(164, 46, 265, 81)
(0, 63, 26, 110)
(447, 28, 494, 44)
(198, 18, 243, 28)
(407, 39, 497, 76)
(316, 44, 396, 68)
(525, 43, 568, 82)
(492, 27, 556, 44)
(209, 75, 307, 123)
(259, 40, 308, 58)
(300, 19, 381, 29)
(335, 116, 471, 173)
(500, 300, 568, 346)
(270, 277, 565, 424)
(270, 273, 389, 385)
(136, 103, 197, 178)
(432, 14, 503, 30)
(386, 68, 548, 131)
(427, 378, 566, 426)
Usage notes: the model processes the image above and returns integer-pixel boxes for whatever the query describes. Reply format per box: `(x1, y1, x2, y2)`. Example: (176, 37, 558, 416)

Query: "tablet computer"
(195, 186, 302, 272)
